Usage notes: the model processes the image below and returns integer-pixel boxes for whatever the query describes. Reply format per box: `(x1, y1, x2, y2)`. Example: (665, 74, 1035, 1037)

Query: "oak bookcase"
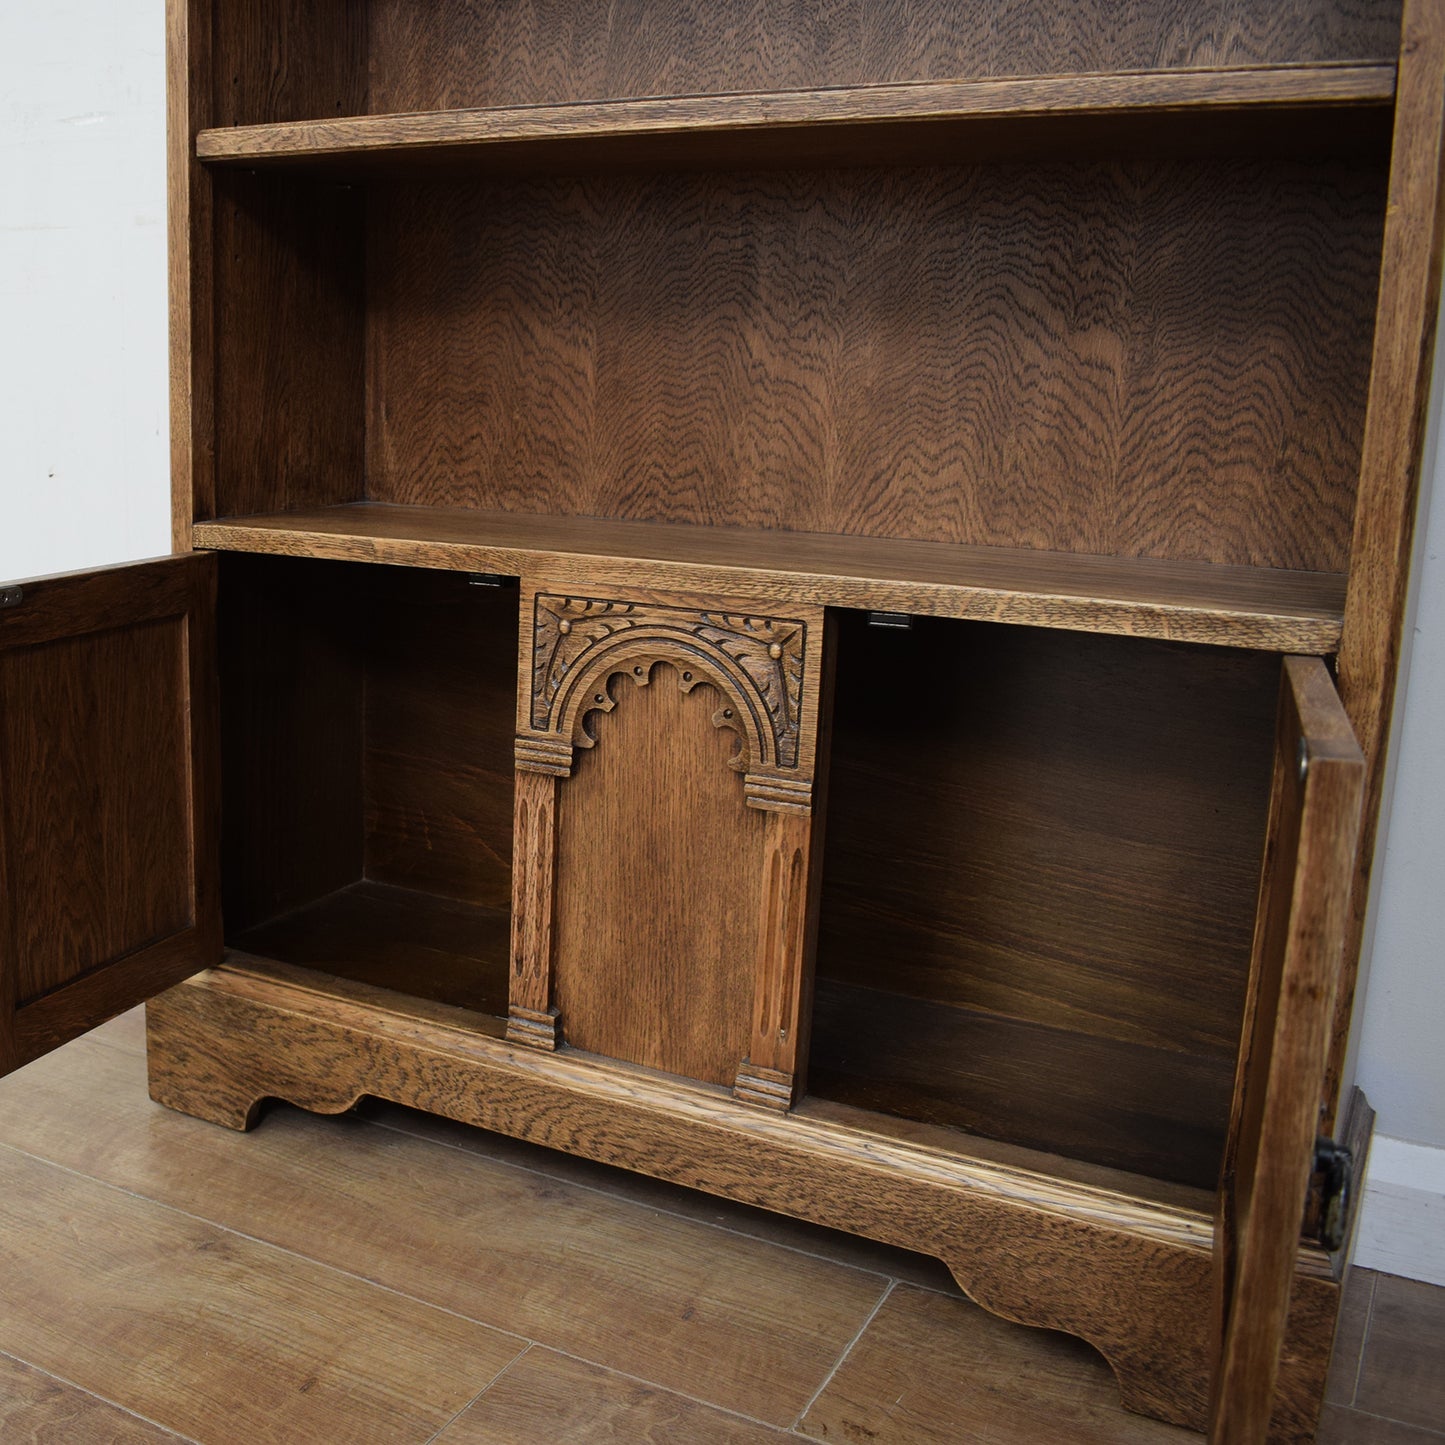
(2, 3, 1443, 1441)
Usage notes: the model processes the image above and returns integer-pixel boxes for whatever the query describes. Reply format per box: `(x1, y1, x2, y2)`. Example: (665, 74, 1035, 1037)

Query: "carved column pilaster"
(507, 758, 561, 1049)
(734, 807, 814, 1109)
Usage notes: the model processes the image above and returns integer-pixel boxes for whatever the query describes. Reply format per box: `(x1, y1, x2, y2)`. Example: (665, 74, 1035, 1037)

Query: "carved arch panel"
(526, 595, 810, 812)
(509, 587, 828, 1107)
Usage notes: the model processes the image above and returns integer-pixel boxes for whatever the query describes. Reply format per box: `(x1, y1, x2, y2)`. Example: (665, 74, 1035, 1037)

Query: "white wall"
(1, 1, 1442, 1279)
(1349, 320, 1445, 1287)
(0, 3, 170, 581)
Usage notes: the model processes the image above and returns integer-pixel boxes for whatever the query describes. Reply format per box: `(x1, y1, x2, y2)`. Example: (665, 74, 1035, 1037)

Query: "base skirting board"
(1354, 1136, 1445, 1288)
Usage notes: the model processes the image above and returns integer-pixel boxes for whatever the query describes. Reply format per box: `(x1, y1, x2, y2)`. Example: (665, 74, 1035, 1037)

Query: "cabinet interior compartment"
(202, 148, 1386, 580)
(810, 611, 1281, 1190)
(216, 554, 517, 1019)
(209, 0, 1401, 127)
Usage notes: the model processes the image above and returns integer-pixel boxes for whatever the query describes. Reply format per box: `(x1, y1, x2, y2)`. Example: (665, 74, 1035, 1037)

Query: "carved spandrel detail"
(531, 595, 806, 771)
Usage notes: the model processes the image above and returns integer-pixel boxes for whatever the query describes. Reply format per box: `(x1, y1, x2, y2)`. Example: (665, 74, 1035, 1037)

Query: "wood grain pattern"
(182, 2, 368, 527)
(167, 0, 212, 543)
(1214, 658, 1365, 1444)
(553, 667, 765, 1085)
(436, 1348, 791, 1444)
(365, 159, 1383, 573)
(210, 171, 366, 521)
(365, 0, 1399, 115)
(5, 1035, 885, 1429)
(143, 961, 1342, 1437)
(817, 617, 1277, 1057)
(196, 65, 1397, 171)
(0, 1352, 186, 1444)
(507, 767, 560, 1049)
(810, 982, 1237, 1191)
(210, 0, 366, 130)
(1331, 0, 1445, 1127)
(736, 808, 814, 1108)
(797, 1282, 1195, 1443)
(0, 1144, 523, 1445)
(194, 504, 1349, 653)
(0, 556, 219, 1077)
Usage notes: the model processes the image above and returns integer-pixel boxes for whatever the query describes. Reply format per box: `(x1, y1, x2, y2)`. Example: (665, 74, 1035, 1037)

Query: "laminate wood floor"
(0, 1009, 1439, 1443)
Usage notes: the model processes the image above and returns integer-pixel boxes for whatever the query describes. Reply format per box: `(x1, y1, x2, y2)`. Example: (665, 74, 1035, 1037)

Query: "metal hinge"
(1307, 1137, 1355, 1253)
(0, 585, 22, 609)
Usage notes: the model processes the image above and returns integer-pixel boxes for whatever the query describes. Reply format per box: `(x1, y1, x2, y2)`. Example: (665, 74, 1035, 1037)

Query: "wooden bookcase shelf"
(194, 64, 1396, 173)
(194, 504, 1346, 652)
(5, 4, 1441, 1441)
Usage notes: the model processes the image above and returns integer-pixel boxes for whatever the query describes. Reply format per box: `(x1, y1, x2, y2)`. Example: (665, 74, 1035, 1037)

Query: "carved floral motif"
(531, 595, 806, 769)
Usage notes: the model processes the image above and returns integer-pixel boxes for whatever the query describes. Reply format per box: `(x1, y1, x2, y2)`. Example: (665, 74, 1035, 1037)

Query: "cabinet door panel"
(1212, 656, 1364, 1443)
(0, 555, 220, 1075)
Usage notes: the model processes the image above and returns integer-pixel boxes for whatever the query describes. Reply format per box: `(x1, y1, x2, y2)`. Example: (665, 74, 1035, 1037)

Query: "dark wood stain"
(0, 556, 220, 1075)
(810, 615, 1280, 1186)
(365, 159, 1383, 571)
(217, 556, 518, 939)
(217, 554, 366, 933)
(365, 0, 1399, 115)
(211, 172, 366, 521)
(231, 881, 511, 1018)
(809, 980, 1237, 1189)
(364, 571, 517, 908)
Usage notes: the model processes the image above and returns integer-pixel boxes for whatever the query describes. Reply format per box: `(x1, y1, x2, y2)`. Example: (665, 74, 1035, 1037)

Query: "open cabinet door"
(0, 554, 220, 1077)
(1212, 656, 1365, 1443)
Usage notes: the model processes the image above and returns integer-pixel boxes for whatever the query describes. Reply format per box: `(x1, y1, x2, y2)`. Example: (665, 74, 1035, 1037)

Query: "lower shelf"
(809, 979, 1235, 1191)
(229, 880, 510, 1019)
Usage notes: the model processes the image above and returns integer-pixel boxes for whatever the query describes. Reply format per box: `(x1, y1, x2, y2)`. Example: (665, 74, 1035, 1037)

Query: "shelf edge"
(195, 64, 1397, 165)
(193, 518, 1345, 654)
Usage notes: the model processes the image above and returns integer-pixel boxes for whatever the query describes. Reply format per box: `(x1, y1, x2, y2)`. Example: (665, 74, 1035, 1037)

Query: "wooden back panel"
(366, 0, 1399, 115)
(364, 572, 517, 908)
(217, 555, 366, 932)
(812, 614, 1279, 1186)
(366, 158, 1384, 569)
(218, 558, 517, 933)
(552, 669, 765, 1084)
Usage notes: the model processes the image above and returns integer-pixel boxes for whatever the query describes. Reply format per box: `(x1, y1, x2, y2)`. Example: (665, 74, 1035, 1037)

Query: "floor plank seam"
(539, 1343, 796, 1434)
(0, 1140, 536, 1346)
(789, 1278, 896, 1435)
(1346, 1270, 1378, 1408)
(420, 1341, 535, 1445)
(1345, 1406, 1445, 1438)
(361, 1109, 901, 1288)
(0, 1346, 204, 1444)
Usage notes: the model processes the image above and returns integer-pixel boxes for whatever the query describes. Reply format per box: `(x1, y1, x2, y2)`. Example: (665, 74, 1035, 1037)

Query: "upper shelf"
(195, 64, 1396, 173)
(192, 503, 1346, 654)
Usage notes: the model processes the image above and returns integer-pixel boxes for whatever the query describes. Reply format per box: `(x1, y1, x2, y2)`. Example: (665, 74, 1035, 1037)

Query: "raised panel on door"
(0, 555, 220, 1076)
(508, 584, 829, 1108)
(1212, 656, 1365, 1443)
